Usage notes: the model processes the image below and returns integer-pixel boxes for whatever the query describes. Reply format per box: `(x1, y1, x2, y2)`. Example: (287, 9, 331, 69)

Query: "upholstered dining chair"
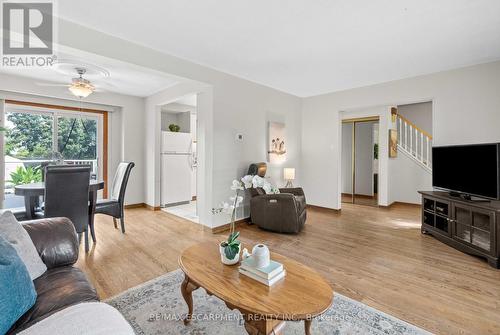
(95, 162, 135, 234)
(35, 161, 55, 213)
(43, 165, 91, 251)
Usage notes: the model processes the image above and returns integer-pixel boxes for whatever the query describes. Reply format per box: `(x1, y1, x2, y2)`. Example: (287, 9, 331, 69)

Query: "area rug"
(106, 269, 431, 335)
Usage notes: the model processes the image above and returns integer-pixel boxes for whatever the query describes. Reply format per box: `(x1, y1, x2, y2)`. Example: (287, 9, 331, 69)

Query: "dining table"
(15, 180, 105, 243)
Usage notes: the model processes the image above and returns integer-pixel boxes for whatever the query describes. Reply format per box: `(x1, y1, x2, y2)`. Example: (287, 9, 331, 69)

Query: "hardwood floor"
(76, 204, 500, 335)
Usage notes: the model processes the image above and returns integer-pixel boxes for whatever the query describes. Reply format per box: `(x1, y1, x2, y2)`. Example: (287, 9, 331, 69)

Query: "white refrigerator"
(160, 132, 194, 206)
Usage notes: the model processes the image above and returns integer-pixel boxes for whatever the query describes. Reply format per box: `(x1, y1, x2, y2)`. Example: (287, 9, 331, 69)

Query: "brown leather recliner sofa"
(248, 163, 306, 233)
(9, 217, 98, 333)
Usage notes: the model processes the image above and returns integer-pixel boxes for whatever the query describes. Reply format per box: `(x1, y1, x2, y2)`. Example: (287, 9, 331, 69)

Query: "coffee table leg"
(242, 316, 285, 335)
(305, 319, 312, 335)
(181, 274, 199, 325)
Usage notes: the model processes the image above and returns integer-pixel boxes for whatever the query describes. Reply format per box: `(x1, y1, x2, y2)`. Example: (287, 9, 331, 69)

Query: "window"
(56, 113, 100, 176)
(5, 111, 53, 159)
(2, 102, 107, 209)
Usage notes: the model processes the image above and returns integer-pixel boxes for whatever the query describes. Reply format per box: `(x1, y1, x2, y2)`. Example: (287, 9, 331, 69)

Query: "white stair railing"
(396, 114, 432, 170)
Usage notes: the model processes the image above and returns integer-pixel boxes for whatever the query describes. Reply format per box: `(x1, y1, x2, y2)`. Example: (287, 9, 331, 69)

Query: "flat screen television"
(432, 143, 500, 200)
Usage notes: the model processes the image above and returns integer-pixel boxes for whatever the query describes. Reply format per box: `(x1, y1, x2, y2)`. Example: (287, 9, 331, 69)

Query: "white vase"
(251, 244, 270, 268)
(219, 243, 241, 265)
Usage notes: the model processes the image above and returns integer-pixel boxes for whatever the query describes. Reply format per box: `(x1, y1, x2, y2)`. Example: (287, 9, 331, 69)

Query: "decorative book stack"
(239, 256, 286, 286)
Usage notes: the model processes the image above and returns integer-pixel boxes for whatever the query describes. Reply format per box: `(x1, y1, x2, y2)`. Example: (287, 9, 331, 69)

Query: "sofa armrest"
(278, 187, 305, 197)
(22, 217, 79, 269)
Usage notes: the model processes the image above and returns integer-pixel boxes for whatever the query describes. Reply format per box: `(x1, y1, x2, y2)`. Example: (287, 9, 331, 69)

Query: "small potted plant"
(212, 180, 245, 265)
(168, 124, 180, 132)
(219, 231, 241, 265)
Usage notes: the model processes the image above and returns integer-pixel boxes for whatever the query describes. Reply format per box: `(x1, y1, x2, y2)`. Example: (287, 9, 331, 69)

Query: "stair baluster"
(426, 137, 430, 167)
(420, 132, 424, 162)
(404, 121, 408, 150)
(394, 114, 432, 171)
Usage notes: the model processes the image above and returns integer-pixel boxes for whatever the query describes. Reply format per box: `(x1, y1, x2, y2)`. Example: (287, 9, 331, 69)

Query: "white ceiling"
(0, 51, 180, 97)
(57, 0, 500, 97)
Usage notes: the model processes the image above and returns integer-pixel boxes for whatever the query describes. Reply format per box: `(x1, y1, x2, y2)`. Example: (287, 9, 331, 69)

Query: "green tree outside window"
(5, 112, 97, 160)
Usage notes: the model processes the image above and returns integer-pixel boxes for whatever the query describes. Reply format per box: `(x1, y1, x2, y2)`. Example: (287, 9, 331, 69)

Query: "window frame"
(3, 100, 108, 198)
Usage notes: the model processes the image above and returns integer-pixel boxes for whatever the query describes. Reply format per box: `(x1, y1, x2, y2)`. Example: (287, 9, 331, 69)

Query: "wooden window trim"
(5, 99, 109, 197)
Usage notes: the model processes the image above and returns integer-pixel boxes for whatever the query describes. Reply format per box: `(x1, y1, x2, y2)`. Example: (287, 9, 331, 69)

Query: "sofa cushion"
(0, 235, 37, 335)
(0, 211, 47, 280)
(23, 217, 79, 270)
(18, 302, 134, 335)
(13, 266, 99, 332)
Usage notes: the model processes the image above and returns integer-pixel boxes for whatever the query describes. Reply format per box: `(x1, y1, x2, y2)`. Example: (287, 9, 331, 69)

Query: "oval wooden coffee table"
(178, 242, 333, 335)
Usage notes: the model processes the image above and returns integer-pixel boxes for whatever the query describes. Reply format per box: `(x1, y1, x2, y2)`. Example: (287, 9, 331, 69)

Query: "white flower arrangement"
(212, 174, 280, 259)
(212, 175, 279, 216)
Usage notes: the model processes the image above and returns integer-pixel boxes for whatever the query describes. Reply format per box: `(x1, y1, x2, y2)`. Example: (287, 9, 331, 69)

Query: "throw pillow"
(249, 175, 280, 194)
(0, 211, 47, 280)
(0, 235, 37, 334)
(262, 181, 280, 194)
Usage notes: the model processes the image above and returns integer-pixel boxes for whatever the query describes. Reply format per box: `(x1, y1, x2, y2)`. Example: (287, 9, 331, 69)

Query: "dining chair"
(35, 161, 55, 214)
(44, 165, 91, 252)
(95, 162, 135, 234)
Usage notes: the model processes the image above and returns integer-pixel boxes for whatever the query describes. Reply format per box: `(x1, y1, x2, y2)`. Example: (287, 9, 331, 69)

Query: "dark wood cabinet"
(419, 191, 500, 268)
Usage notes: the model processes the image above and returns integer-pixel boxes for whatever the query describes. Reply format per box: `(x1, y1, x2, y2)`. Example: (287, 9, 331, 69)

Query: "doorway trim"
(146, 83, 214, 228)
(341, 116, 380, 206)
(342, 116, 380, 124)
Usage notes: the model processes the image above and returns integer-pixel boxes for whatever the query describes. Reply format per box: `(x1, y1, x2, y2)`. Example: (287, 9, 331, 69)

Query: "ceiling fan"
(68, 68, 95, 98)
(36, 66, 109, 98)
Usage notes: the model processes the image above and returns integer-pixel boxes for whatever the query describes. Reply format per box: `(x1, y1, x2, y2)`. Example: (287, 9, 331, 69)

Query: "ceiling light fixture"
(68, 68, 95, 98)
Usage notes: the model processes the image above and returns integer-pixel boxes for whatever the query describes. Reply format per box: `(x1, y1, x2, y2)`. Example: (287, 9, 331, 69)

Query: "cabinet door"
(434, 200, 451, 236)
(421, 196, 451, 235)
(470, 208, 495, 255)
(451, 203, 495, 255)
(451, 204, 471, 243)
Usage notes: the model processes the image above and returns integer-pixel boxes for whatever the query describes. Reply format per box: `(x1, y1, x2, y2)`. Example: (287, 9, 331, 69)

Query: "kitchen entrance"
(159, 93, 198, 223)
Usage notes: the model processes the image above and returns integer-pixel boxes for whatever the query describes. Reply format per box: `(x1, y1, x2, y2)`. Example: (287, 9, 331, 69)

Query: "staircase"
(396, 114, 432, 172)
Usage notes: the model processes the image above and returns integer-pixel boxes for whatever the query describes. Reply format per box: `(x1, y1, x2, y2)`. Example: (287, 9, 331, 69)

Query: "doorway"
(158, 94, 199, 223)
(2, 101, 106, 209)
(341, 117, 379, 206)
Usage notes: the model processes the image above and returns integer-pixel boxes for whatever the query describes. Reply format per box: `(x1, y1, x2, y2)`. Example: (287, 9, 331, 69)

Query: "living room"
(1, 1, 500, 335)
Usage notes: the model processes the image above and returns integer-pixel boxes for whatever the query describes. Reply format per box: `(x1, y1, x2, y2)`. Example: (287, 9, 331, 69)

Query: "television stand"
(419, 191, 500, 269)
(448, 192, 491, 202)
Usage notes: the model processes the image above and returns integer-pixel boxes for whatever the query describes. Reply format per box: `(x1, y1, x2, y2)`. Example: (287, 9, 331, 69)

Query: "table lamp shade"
(284, 168, 295, 180)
